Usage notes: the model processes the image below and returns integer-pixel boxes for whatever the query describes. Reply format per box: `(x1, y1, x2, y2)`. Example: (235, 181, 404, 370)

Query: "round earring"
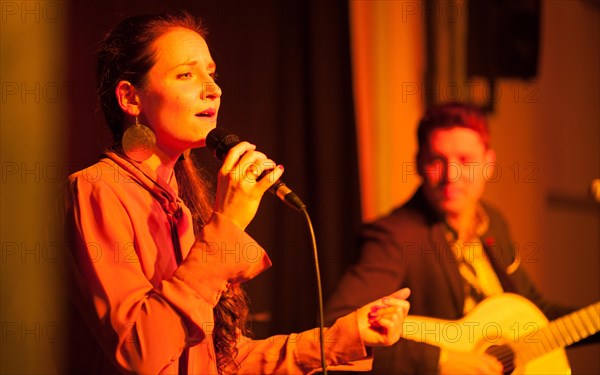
(122, 116, 156, 162)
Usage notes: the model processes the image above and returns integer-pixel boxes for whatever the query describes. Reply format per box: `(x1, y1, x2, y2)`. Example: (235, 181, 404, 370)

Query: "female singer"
(64, 11, 410, 374)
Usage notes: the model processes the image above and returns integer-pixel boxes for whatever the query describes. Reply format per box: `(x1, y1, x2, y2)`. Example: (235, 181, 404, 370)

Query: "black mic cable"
(205, 128, 328, 374)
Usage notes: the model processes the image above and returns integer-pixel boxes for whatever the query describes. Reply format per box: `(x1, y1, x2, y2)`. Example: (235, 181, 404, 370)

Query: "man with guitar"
(325, 102, 598, 374)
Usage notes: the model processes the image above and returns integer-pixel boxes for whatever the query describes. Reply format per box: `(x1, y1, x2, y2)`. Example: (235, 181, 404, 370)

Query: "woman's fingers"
(220, 141, 284, 192)
(368, 301, 410, 334)
(358, 288, 411, 346)
(388, 287, 411, 302)
(214, 141, 285, 229)
(220, 141, 256, 172)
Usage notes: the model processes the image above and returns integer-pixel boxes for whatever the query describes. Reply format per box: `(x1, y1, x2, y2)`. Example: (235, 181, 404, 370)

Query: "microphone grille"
(206, 128, 240, 161)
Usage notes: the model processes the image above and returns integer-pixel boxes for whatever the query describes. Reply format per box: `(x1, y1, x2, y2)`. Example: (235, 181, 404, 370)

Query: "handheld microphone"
(206, 127, 306, 211)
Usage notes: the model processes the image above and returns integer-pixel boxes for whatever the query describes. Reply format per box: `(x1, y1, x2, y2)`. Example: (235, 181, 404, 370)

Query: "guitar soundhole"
(485, 344, 515, 375)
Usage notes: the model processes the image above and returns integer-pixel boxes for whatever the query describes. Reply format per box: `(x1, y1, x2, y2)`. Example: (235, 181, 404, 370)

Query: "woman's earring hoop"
(122, 116, 156, 162)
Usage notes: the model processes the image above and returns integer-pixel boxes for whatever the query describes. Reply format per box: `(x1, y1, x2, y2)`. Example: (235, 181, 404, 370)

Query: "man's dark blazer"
(325, 187, 575, 374)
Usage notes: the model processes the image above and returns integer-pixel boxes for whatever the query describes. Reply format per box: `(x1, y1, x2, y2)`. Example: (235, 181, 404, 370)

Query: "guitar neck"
(519, 301, 600, 363)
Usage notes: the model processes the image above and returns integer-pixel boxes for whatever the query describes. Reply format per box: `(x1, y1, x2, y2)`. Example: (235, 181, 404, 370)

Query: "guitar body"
(403, 293, 571, 374)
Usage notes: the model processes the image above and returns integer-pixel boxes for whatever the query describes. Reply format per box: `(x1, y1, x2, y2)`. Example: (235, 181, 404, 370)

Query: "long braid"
(175, 153, 251, 374)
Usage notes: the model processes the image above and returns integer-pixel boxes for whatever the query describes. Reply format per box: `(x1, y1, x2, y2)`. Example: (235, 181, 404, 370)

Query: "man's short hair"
(417, 102, 490, 151)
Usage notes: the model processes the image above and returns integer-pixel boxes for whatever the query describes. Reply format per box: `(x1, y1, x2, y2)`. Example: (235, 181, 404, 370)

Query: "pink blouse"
(65, 152, 371, 374)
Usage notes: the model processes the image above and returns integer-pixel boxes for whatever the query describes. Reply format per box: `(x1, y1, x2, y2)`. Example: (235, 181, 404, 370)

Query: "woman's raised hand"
(356, 288, 411, 347)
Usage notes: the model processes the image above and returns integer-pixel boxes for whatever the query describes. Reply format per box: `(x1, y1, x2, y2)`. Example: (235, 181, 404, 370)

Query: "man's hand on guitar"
(438, 349, 503, 375)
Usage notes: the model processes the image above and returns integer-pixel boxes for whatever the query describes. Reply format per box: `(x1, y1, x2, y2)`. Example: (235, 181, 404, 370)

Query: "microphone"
(206, 127, 306, 211)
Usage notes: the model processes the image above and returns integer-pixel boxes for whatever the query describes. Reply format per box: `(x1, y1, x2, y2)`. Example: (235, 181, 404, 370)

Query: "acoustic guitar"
(402, 293, 599, 374)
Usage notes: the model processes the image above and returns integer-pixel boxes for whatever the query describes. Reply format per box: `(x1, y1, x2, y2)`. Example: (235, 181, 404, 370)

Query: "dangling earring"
(122, 116, 156, 162)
